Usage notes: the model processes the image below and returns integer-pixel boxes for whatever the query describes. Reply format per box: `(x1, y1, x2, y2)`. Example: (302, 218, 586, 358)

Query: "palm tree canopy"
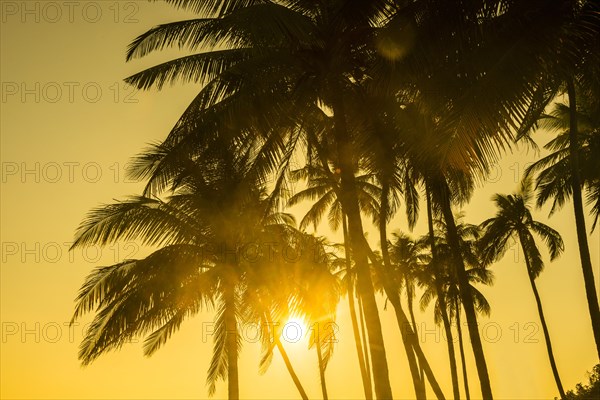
(417, 219, 494, 324)
(525, 95, 600, 230)
(479, 179, 565, 279)
(70, 147, 325, 397)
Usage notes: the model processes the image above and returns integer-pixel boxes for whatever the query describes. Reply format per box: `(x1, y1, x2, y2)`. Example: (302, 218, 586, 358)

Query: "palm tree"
(364, 103, 433, 399)
(382, 5, 600, 394)
(526, 99, 600, 227)
(245, 288, 310, 400)
(419, 261, 493, 400)
(248, 231, 340, 400)
(365, 241, 447, 400)
(446, 265, 494, 400)
(391, 230, 463, 400)
(509, 0, 600, 356)
(123, 3, 402, 395)
(419, 217, 495, 400)
(384, 100, 492, 399)
(121, 5, 564, 398)
(70, 147, 314, 399)
(118, 2, 600, 399)
(563, 76, 600, 361)
(290, 161, 447, 400)
(301, 240, 340, 400)
(479, 179, 566, 398)
(525, 90, 600, 358)
(389, 233, 426, 352)
(289, 160, 378, 399)
(387, 233, 426, 380)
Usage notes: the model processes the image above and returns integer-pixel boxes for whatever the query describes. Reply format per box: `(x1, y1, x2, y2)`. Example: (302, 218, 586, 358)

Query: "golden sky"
(1, 1, 599, 399)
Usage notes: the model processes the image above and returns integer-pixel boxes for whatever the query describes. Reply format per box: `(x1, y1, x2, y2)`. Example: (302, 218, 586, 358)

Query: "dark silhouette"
(480, 179, 566, 398)
(70, 0, 600, 399)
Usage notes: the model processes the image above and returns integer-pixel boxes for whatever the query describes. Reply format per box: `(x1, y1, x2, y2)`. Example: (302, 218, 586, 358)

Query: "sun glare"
(280, 317, 308, 345)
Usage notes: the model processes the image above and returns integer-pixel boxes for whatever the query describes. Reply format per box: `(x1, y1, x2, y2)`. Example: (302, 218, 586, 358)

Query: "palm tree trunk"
(265, 312, 309, 400)
(224, 285, 239, 400)
(274, 339, 309, 400)
(426, 185, 461, 400)
(406, 287, 426, 388)
(315, 327, 330, 400)
(358, 295, 373, 392)
(397, 303, 427, 400)
(379, 182, 426, 399)
(407, 290, 419, 337)
(330, 89, 393, 400)
(455, 302, 471, 400)
(520, 239, 566, 398)
(364, 243, 446, 400)
(440, 302, 460, 400)
(566, 78, 600, 359)
(390, 291, 445, 400)
(343, 216, 374, 400)
(437, 181, 493, 399)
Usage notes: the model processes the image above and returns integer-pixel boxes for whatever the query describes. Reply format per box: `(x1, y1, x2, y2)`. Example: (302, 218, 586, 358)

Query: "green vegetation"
(561, 364, 600, 400)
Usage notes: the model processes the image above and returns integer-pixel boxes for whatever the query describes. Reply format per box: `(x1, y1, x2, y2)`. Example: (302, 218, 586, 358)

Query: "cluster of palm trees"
(70, 0, 600, 399)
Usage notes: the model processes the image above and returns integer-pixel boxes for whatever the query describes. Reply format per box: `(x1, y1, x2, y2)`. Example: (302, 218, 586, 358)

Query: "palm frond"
(531, 221, 564, 261)
(71, 196, 204, 249)
(207, 299, 228, 396)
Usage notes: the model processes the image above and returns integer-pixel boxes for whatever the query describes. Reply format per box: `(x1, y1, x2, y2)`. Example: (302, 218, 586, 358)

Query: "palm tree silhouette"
(123, 3, 401, 395)
(419, 217, 494, 400)
(388, 233, 428, 394)
(525, 90, 600, 358)
(526, 99, 600, 229)
(71, 148, 318, 399)
(479, 179, 566, 398)
(514, 2, 600, 357)
(290, 160, 447, 399)
(392, 228, 460, 399)
(300, 237, 340, 400)
(243, 277, 310, 400)
(109, 1, 600, 399)
(387, 101, 492, 398)
(289, 161, 378, 399)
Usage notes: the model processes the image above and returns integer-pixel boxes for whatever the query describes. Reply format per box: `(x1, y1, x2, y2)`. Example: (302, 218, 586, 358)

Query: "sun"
(280, 317, 308, 344)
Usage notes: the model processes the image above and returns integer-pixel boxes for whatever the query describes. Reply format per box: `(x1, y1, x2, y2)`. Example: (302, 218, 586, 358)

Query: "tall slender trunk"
(379, 182, 426, 399)
(455, 302, 471, 400)
(331, 88, 393, 399)
(364, 243, 446, 400)
(343, 216, 374, 400)
(389, 290, 445, 400)
(406, 288, 419, 336)
(224, 284, 239, 400)
(264, 311, 309, 400)
(566, 79, 600, 359)
(437, 181, 493, 399)
(358, 294, 373, 390)
(440, 314, 460, 399)
(406, 284, 425, 387)
(315, 327, 330, 400)
(274, 339, 309, 400)
(396, 301, 427, 400)
(426, 185, 461, 400)
(519, 237, 565, 398)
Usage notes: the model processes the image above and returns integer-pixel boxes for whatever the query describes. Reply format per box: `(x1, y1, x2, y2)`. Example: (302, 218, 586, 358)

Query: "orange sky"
(1, 1, 599, 399)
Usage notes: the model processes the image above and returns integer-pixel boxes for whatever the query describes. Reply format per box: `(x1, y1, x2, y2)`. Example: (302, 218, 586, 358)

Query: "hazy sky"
(1, 1, 599, 399)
